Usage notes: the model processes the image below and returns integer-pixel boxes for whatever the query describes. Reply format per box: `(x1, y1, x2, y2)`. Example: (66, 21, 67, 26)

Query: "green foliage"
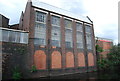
(12, 66, 22, 80)
(97, 58, 109, 70)
(97, 45, 120, 72)
(107, 45, 120, 71)
(96, 45, 103, 53)
(30, 65, 37, 73)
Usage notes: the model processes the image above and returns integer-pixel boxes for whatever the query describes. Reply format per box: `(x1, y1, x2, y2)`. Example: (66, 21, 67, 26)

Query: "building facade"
(0, 14, 9, 28)
(1, 0, 97, 79)
(96, 37, 113, 58)
(18, 0, 97, 78)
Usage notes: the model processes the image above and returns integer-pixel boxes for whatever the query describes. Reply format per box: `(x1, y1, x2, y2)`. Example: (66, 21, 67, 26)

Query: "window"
(76, 23, 84, 48)
(20, 33, 24, 43)
(35, 11, 46, 23)
(2, 30, 9, 42)
(23, 33, 28, 44)
(9, 31, 16, 42)
(65, 19, 73, 48)
(34, 38, 45, 45)
(51, 16, 60, 26)
(1, 29, 28, 44)
(85, 25, 92, 50)
(20, 32, 28, 44)
(15, 32, 20, 43)
(51, 16, 61, 47)
(65, 19, 72, 29)
(34, 11, 47, 45)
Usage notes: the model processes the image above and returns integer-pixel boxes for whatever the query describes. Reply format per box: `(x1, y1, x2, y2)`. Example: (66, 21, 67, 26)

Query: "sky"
(0, 0, 119, 44)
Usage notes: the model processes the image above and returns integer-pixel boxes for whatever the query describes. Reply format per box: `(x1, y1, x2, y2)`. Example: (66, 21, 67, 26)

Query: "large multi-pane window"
(65, 19, 73, 48)
(1, 29, 28, 44)
(85, 25, 92, 50)
(34, 11, 47, 45)
(76, 22, 84, 49)
(51, 15, 61, 47)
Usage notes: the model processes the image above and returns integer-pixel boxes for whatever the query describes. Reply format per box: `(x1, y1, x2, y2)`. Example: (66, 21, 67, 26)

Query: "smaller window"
(20, 33, 24, 43)
(35, 11, 46, 23)
(76, 23, 84, 49)
(65, 41, 72, 48)
(86, 34, 92, 50)
(85, 25, 92, 34)
(65, 19, 72, 29)
(34, 38, 45, 45)
(51, 16, 60, 26)
(9, 31, 16, 42)
(15, 32, 20, 43)
(76, 23, 83, 32)
(51, 40, 59, 47)
(2, 30, 9, 42)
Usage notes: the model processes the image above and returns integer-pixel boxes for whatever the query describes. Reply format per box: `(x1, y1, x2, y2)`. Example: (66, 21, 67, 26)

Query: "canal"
(3, 71, 120, 81)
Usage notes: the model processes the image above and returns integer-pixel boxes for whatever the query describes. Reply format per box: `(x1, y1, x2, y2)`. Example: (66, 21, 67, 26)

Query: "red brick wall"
(78, 53, 85, 67)
(97, 41, 113, 58)
(88, 53, 94, 66)
(51, 51, 61, 69)
(66, 52, 74, 68)
(34, 50, 46, 70)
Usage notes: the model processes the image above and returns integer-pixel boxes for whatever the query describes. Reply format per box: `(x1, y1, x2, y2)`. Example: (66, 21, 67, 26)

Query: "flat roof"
(95, 37, 113, 42)
(0, 27, 29, 33)
(31, 0, 92, 24)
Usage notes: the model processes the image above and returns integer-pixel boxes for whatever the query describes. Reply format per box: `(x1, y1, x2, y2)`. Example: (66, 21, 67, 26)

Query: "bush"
(12, 66, 22, 80)
(97, 45, 120, 72)
(30, 65, 37, 73)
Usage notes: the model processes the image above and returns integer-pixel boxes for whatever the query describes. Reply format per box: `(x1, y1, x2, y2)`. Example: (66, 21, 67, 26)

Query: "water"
(2, 71, 120, 81)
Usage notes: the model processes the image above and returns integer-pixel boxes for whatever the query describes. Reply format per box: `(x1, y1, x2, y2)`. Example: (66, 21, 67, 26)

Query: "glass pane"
(86, 34, 92, 50)
(51, 40, 59, 47)
(76, 23, 83, 32)
(23, 33, 28, 44)
(35, 11, 46, 23)
(51, 16, 61, 47)
(51, 16, 60, 26)
(65, 41, 71, 48)
(76, 31, 83, 48)
(65, 28, 73, 48)
(51, 26, 60, 40)
(65, 19, 72, 29)
(34, 22, 46, 45)
(34, 38, 45, 45)
(2, 30, 9, 42)
(85, 25, 91, 34)
(15, 32, 20, 43)
(20, 33, 24, 43)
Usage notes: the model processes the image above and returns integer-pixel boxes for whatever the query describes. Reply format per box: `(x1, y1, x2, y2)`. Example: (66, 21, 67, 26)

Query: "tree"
(107, 45, 120, 71)
(97, 45, 120, 72)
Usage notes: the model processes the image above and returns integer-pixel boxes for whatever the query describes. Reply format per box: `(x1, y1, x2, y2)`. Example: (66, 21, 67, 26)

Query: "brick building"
(17, 0, 97, 78)
(1, 0, 97, 79)
(96, 37, 113, 58)
(0, 14, 9, 28)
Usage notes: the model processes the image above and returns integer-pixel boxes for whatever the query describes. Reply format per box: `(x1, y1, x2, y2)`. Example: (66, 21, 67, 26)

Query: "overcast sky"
(0, 0, 119, 44)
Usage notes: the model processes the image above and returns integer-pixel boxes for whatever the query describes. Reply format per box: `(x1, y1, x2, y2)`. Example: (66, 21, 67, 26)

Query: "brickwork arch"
(88, 53, 94, 66)
(78, 53, 85, 67)
(66, 52, 74, 68)
(51, 51, 62, 69)
(34, 50, 46, 70)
